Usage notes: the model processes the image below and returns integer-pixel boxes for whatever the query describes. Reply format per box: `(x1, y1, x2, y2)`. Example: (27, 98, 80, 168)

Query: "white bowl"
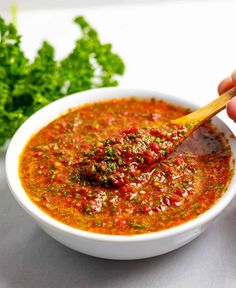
(5, 88, 236, 260)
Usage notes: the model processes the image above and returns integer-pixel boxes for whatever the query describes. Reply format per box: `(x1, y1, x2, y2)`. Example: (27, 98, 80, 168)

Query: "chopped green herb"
(72, 173, 81, 180)
(52, 189, 58, 195)
(193, 202, 200, 209)
(85, 204, 92, 213)
(129, 221, 145, 228)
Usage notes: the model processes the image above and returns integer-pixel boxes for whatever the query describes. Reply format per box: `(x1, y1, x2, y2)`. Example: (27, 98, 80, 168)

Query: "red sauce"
(19, 97, 232, 235)
(79, 123, 189, 187)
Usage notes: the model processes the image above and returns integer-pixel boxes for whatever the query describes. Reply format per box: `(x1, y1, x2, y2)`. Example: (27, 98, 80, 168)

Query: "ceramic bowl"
(5, 88, 236, 260)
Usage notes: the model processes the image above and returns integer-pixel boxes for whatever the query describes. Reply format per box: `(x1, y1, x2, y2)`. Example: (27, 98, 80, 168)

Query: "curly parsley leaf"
(0, 15, 125, 146)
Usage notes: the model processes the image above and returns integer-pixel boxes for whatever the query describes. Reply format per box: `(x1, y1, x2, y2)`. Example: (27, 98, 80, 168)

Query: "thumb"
(226, 71, 236, 121)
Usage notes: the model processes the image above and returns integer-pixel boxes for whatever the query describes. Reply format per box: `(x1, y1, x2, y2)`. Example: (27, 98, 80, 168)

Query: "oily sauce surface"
(19, 98, 232, 235)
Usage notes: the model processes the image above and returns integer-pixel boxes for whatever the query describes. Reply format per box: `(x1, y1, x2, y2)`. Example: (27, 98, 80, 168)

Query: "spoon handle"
(172, 87, 236, 127)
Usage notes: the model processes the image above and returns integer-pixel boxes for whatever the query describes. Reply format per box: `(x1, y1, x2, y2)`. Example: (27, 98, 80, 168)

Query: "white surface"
(7, 88, 236, 260)
(1, 0, 236, 286)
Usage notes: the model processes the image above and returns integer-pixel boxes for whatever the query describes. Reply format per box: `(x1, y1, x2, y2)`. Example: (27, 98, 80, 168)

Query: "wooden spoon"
(172, 87, 236, 136)
(79, 87, 236, 187)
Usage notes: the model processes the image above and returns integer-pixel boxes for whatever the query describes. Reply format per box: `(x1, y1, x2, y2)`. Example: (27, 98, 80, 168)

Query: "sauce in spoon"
(78, 87, 236, 187)
(79, 123, 190, 187)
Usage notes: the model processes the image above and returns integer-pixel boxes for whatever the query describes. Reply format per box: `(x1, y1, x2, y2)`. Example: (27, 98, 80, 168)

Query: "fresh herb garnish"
(0, 15, 125, 146)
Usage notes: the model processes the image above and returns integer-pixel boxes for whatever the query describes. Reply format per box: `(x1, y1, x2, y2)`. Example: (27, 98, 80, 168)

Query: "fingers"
(227, 97, 236, 122)
(218, 71, 236, 95)
(218, 71, 236, 121)
(225, 71, 236, 121)
(231, 70, 236, 85)
(218, 76, 234, 95)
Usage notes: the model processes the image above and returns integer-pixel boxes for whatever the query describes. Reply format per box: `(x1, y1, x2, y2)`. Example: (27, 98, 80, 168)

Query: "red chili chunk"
(78, 124, 189, 187)
(19, 97, 232, 235)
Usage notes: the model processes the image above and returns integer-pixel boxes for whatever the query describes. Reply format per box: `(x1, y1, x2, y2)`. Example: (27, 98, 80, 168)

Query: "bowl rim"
(5, 87, 236, 242)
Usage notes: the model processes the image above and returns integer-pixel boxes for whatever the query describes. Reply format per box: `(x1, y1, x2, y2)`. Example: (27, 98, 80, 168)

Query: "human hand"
(218, 71, 236, 121)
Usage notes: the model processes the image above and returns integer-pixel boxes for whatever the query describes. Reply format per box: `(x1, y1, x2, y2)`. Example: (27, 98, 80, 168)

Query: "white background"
(1, 1, 236, 287)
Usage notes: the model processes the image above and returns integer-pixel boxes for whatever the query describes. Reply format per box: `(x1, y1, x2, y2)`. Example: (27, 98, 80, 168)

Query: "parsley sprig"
(0, 15, 125, 146)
